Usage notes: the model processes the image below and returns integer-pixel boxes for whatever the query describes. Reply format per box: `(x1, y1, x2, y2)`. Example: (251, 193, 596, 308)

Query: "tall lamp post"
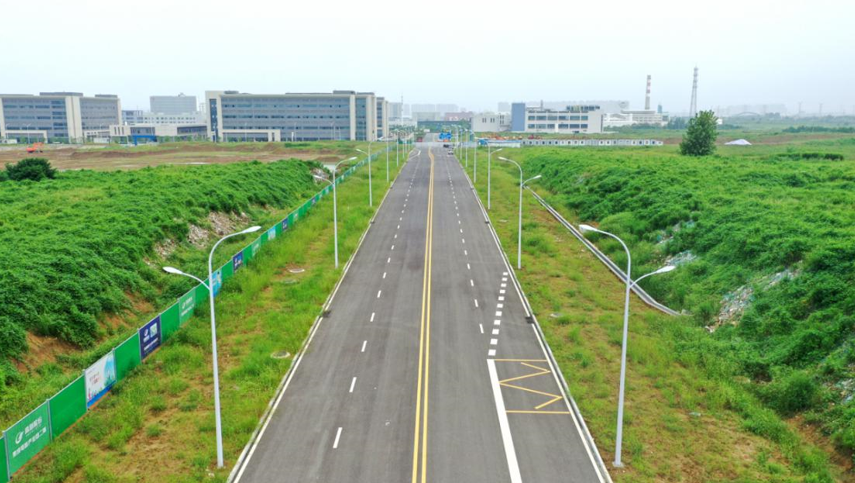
(487, 147, 503, 210)
(497, 156, 539, 269)
(355, 142, 373, 207)
(578, 224, 676, 468)
(313, 156, 358, 268)
(162, 225, 262, 468)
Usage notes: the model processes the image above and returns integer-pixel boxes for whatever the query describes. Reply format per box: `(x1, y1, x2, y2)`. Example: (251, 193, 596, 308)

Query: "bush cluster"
(0, 160, 317, 361)
(520, 146, 855, 451)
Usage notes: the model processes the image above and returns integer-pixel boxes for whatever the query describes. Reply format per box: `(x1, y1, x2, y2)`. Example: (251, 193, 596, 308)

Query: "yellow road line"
(421, 149, 434, 483)
(412, 148, 435, 483)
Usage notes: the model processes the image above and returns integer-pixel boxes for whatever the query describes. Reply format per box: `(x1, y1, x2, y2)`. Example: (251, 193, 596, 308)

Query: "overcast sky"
(3, 0, 853, 114)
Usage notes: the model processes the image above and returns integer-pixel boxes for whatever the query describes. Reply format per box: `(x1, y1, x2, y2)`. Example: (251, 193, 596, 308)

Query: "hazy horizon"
(2, 0, 853, 115)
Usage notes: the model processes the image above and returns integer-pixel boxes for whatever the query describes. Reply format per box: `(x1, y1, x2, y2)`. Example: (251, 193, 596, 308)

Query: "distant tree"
(5, 158, 56, 181)
(666, 117, 688, 130)
(680, 111, 719, 156)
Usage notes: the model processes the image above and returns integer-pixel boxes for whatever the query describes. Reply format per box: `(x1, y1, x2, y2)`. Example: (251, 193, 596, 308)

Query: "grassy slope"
(12, 148, 407, 483)
(459, 144, 849, 482)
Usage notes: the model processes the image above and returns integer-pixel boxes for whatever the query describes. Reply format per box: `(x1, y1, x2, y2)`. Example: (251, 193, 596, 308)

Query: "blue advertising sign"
(281, 218, 289, 231)
(139, 316, 162, 359)
(267, 226, 277, 242)
(233, 252, 244, 272)
(211, 269, 223, 296)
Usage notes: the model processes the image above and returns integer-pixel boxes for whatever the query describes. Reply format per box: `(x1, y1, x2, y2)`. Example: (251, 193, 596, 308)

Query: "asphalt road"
(233, 145, 607, 483)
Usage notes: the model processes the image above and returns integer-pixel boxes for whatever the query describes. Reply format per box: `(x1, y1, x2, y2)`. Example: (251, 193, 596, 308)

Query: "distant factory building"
(150, 93, 198, 115)
(603, 76, 668, 128)
(511, 103, 604, 134)
(472, 112, 512, 132)
(110, 123, 208, 143)
(122, 109, 205, 125)
(0, 92, 120, 142)
(205, 90, 388, 142)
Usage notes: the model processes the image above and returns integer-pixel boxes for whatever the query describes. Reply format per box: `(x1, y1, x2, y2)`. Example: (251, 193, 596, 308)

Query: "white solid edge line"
(333, 427, 343, 449)
(230, 149, 406, 483)
(458, 159, 609, 482)
(488, 359, 523, 483)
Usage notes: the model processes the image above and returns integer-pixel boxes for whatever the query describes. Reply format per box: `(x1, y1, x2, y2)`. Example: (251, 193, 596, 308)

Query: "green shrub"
(5, 157, 56, 181)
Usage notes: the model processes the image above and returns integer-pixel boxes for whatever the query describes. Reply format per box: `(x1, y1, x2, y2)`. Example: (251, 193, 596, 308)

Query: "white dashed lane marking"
(333, 427, 343, 449)
(349, 377, 357, 393)
(361, 340, 367, 352)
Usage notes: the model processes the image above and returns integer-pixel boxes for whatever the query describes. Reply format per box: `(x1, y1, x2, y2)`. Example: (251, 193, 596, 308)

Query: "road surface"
(233, 145, 607, 483)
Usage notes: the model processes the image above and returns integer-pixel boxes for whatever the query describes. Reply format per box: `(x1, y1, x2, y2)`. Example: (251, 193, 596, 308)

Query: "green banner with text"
(1, 434, 7, 482)
(6, 402, 50, 475)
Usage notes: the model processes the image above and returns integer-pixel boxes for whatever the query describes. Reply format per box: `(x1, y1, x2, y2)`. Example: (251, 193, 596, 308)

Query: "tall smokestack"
(645, 75, 652, 111)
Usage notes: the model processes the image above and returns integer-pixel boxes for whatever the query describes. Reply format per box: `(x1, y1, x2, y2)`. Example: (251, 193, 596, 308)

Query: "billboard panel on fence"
(115, 333, 141, 382)
(49, 376, 85, 439)
(232, 252, 244, 273)
(281, 217, 290, 232)
(251, 238, 262, 257)
(242, 245, 254, 264)
(211, 269, 223, 297)
(267, 226, 277, 242)
(178, 289, 196, 324)
(86, 352, 117, 408)
(160, 303, 180, 341)
(5, 402, 50, 475)
(1, 434, 7, 483)
(139, 316, 162, 359)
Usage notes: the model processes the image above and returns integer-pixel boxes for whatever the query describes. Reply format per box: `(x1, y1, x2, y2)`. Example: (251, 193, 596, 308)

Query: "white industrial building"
(514, 104, 605, 134)
(472, 112, 512, 132)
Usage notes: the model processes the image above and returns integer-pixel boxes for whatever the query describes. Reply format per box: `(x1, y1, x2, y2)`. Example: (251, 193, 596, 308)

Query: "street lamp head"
(162, 266, 185, 275)
(355, 148, 366, 154)
(654, 265, 677, 275)
(494, 148, 503, 153)
(579, 224, 597, 232)
(498, 156, 510, 162)
(531, 175, 542, 181)
(240, 226, 262, 235)
(346, 156, 357, 162)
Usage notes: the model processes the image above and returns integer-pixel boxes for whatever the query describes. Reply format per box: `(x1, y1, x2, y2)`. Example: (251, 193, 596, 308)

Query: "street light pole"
(498, 156, 539, 269)
(355, 144, 373, 207)
(162, 224, 262, 468)
(314, 156, 357, 268)
(578, 225, 676, 468)
(385, 136, 390, 183)
(488, 147, 503, 210)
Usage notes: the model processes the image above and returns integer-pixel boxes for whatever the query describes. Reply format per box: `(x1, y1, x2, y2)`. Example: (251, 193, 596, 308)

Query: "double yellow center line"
(412, 148, 435, 483)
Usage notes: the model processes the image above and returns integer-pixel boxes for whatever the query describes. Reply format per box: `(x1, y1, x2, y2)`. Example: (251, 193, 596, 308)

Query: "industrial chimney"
(645, 75, 652, 111)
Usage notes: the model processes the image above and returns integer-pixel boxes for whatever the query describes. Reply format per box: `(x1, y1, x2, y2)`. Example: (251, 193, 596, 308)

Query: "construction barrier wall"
(0, 152, 385, 480)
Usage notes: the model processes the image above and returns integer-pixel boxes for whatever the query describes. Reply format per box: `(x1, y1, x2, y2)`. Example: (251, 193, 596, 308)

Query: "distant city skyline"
(2, 0, 853, 116)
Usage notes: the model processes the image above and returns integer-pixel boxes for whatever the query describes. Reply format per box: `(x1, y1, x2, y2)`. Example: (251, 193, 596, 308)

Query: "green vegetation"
(0, 160, 317, 371)
(3, 158, 57, 182)
(464, 141, 852, 480)
(680, 111, 718, 156)
(11, 146, 405, 482)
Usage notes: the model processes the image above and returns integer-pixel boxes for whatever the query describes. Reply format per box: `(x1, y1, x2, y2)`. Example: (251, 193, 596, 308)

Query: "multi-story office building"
(205, 90, 387, 142)
(513, 104, 604, 134)
(0, 92, 120, 142)
(150, 94, 197, 115)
